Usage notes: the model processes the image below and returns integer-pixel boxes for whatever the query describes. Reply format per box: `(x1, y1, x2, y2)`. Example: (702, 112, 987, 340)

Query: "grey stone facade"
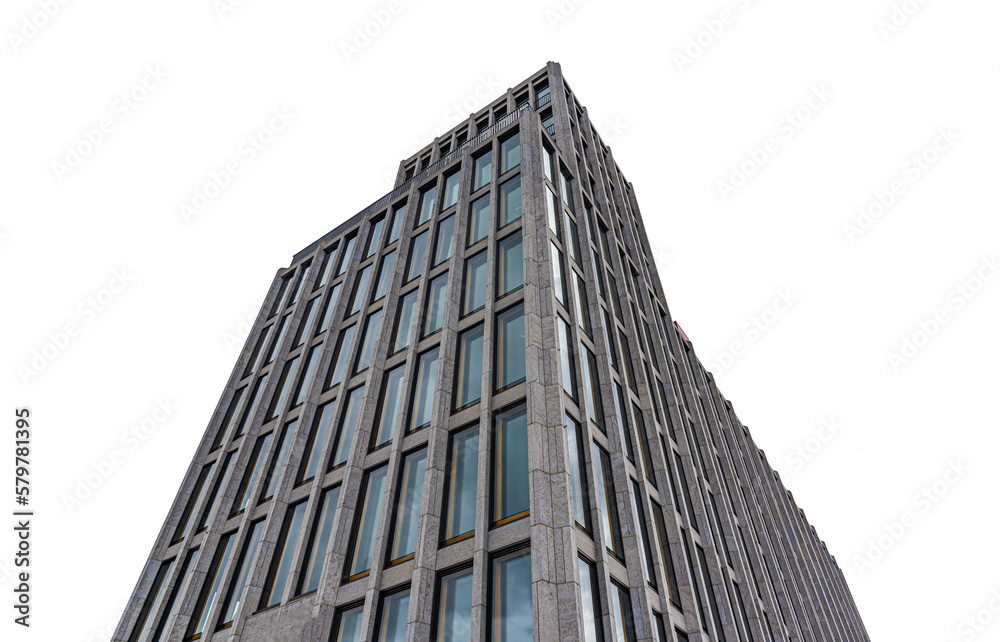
(116, 62, 869, 642)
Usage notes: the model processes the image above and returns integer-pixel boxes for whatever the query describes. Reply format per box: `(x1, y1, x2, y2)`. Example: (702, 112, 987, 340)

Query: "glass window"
(325, 325, 356, 389)
(410, 347, 439, 431)
(366, 217, 385, 258)
(243, 325, 272, 377)
(593, 250, 606, 299)
(389, 449, 427, 563)
(234, 377, 264, 438)
(373, 364, 406, 449)
(545, 186, 560, 237)
(218, 519, 265, 628)
(376, 589, 410, 642)
(557, 317, 577, 399)
(594, 443, 623, 557)
(698, 545, 726, 641)
(297, 402, 334, 484)
(651, 501, 682, 608)
(633, 403, 656, 486)
(565, 212, 581, 262)
(260, 420, 294, 502)
(581, 348, 604, 431)
(349, 264, 372, 316)
(297, 485, 340, 595)
(443, 424, 479, 543)
(468, 193, 490, 245)
(551, 242, 567, 306)
(128, 558, 174, 642)
(374, 250, 396, 301)
(631, 481, 657, 588)
(263, 314, 290, 365)
(292, 297, 320, 348)
(499, 175, 521, 227)
(619, 330, 636, 390)
(407, 230, 429, 282)
(347, 465, 388, 580)
(574, 274, 592, 335)
(455, 325, 484, 410)
(603, 310, 618, 370)
(424, 273, 448, 337)
(497, 231, 523, 297)
(560, 169, 574, 210)
(578, 557, 604, 642)
(443, 170, 461, 209)
(565, 414, 591, 532)
(331, 386, 365, 469)
(266, 356, 300, 421)
(197, 451, 234, 532)
(315, 245, 337, 290)
(675, 452, 698, 532)
(493, 404, 529, 525)
(354, 310, 382, 374)
(293, 344, 322, 407)
(261, 501, 307, 608)
(610, 582, 637, 642)
(173, 462, 212, 540)
(232, 432, 272, 514)
(268, 275, 291, 318)
(150, 549, 198, 642)
(212, 386, 246, 451)
(614, 384, 635, 461)
(500, 132, 520, 173)
(473, 150, 492, 190)
(435, 568, 474, 641)
(336, 234, 357, 277)
(490, 549, 532, 641)
(543, 145, 554, 182)
(318, 282, 342, 334)
(682, 533, 708, 630)
(462, 251, 488, 316)
(434, 215, 455, 265)
(418, 185, 436, 225)
(495, 304, 526, 391)
(394, 289, 418, 352)
(388, 202, 406, 243)
(188, 532, 236, 638)
(334, 604, 365, 642)
(655, 615, 669, 642)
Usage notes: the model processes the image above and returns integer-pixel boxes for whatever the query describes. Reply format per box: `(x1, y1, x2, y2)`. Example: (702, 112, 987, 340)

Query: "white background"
(2, 0, 998, 640)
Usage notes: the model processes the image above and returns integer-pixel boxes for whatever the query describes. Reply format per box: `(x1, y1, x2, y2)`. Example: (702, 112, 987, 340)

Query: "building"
(115, 62, 870, 642)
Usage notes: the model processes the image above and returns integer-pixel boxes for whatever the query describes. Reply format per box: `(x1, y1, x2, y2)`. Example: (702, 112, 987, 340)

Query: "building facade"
(116, 62, 869, 642)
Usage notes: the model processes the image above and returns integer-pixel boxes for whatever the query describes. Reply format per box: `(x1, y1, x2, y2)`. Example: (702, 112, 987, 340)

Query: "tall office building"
(116, 62, 869, 642)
